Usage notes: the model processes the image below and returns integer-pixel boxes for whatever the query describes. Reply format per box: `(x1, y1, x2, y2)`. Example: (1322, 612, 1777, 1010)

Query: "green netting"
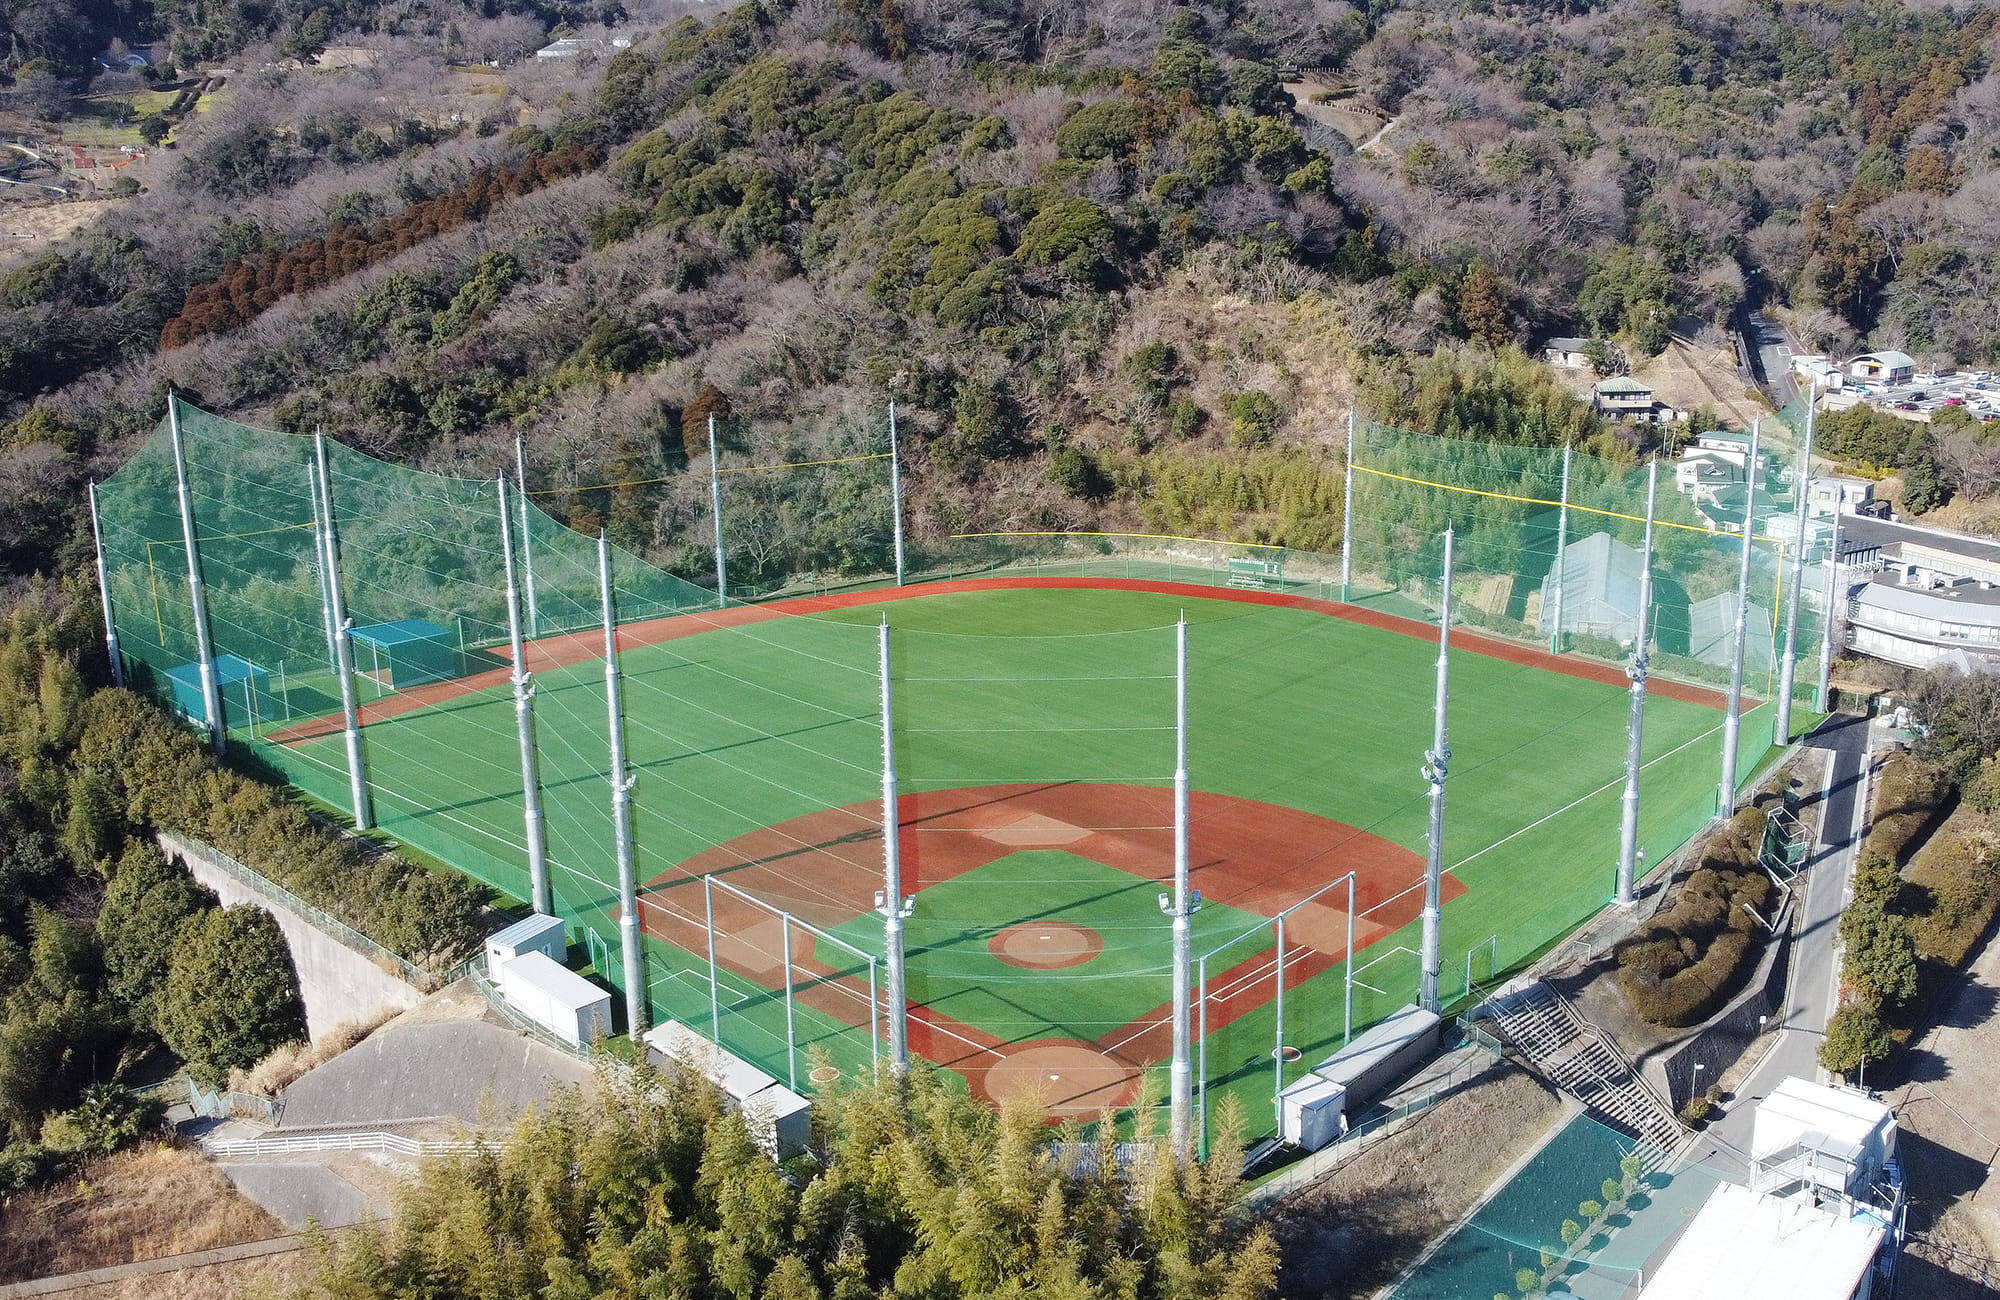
(1386, 1111, 1728, 1300)
(1347, 412, 1827, 717)
(94, 398, 1823, 1150)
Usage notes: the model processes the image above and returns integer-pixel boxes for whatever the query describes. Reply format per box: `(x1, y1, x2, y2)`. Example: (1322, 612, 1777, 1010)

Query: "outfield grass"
(259, 585, 1754, 1138)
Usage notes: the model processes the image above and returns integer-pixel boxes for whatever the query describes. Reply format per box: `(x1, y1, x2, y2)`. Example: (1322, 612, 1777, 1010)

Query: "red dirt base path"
(265, 575, 1732, 744)
(636, 782, 1463, 1117)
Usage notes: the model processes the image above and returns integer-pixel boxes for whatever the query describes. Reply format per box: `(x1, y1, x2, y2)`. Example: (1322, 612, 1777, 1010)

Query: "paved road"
(1698, 713, 1873, 1177)
(1742, 308, 1799, 412)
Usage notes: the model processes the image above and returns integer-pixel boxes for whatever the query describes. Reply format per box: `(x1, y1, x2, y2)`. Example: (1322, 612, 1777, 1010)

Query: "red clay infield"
(634, 781, 1463, 1116)
(264, 574, 1733, 743)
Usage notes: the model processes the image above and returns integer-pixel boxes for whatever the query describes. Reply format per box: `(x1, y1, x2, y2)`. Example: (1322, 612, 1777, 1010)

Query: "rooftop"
(1595, 376, 1652, 395)
(1635, 1182, 1883, 1300)
(1856, 574, 2000, 622)
(1852, 350, 1915, 370)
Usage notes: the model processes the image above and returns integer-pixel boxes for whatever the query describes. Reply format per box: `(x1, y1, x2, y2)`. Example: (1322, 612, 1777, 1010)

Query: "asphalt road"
(1698, 712, 1872, 1176)
(1741, 309, 1799, 412)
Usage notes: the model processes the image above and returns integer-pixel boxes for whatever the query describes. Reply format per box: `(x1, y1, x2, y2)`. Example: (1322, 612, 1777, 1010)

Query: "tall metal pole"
(877, 617, 910, 1072)
(708, 416, 728, 605)
(1720, 421, 1762, 819)
(888, 400, 907, 586)
(600, 534, 646, 1035)
(1167, 616, 1195, 1154)
(1616, 462, 1660, 905)
(1341, 412, 1357, 602)
(498, 477, 551, 916)
(1419, 529, 1454, 1014)
(1775, 401, 1818, 742)
(1817, 507, 1844, 710)
(1549, 443, 1573, 654)
(168, 400, 226, 755)
(514, 437, 539, 636)
(87, 483, 125, 689)
(314, 435, 373, 830)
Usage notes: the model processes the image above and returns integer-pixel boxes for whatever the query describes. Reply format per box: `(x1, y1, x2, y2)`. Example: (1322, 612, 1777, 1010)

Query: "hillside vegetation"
(2, 0, 1996, 595)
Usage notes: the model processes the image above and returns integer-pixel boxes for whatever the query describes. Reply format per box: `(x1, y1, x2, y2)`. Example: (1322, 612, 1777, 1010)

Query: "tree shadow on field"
(1269, 1184, 1439, 1300)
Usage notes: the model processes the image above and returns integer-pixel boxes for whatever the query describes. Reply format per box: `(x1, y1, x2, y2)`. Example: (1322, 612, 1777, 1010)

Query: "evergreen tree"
(156, 904, 305, 1082)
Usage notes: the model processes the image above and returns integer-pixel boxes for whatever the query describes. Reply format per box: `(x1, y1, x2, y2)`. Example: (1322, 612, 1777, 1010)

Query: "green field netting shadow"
(96, 400, 1825, 1151)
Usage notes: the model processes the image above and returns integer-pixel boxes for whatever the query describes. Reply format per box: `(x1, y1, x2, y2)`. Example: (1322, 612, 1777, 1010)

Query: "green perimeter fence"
(93, 398, 1826, 1150)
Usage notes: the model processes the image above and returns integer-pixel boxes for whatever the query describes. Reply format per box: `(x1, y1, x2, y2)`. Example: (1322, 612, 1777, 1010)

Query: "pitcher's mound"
(990, 921, 1103, 969)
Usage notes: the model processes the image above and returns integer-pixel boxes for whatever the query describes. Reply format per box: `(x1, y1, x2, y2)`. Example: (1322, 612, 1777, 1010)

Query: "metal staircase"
(1483, 981, 1685, 1161)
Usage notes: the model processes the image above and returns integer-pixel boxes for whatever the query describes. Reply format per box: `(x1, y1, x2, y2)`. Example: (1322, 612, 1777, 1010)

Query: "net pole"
(1419, 528, 1454, 1014)
(1272, 913, 1286, 1132)
(313, 436, 373, 830)
(1720, 422, 1761, 819)
(708, 417, 728, 605)
(1341, 412, 1356, 602)
(497, 477, 550, 916)
(782, 911, 797, 1090)
(86, 482, 125, 689)
(1345, 870, 1355, 1043)
(1817, 507, 1844, 709)
(877, 617, 910, 1072)
(1775, 400, 1817, 742)
(1196, 955, 1208, 1159)
(712, 876, 728, 1040)
(889, 400, 907, 586)
(168, 399, 226, 755)
(1549, 443, 1572, 654)
(515, 437, 539, 636)
(1617, 461, 1660, 906)
(1168, 616, 1193, 1157)
(867, 958, 880, 1073)
(600, 532, 647, 1036)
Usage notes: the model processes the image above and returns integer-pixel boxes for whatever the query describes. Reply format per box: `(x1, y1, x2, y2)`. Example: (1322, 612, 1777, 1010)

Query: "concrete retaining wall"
(161, 831, 424, 1039)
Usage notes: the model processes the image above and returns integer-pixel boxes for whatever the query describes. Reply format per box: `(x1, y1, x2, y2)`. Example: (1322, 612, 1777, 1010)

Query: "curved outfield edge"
(266, 575, 1735, 745)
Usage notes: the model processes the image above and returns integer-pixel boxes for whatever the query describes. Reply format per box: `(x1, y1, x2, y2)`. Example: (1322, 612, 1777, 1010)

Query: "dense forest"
(1, 0, 1997, 594)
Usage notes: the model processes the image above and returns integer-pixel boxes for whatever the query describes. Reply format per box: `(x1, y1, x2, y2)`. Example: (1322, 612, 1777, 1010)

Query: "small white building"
(1637, 1182, 1887, 1300)
(1792, 355, 1844, 391)
(535, 35, 634, 59)
(1807, 476, 1877, 518)
(1848, 351, 1915, 386)
(1541, 336, 1592, 369)
(1639, 1078, 1901, 1300)
(495, 950, 614, 1048)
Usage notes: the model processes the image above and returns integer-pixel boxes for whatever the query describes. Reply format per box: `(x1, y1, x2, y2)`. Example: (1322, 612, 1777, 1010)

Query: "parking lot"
(1840, 370, 2000, 422)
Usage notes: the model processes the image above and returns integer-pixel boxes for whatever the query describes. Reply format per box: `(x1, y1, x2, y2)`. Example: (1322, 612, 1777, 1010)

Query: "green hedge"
(1616, 810, 1774, 1028)
(74, 691, 484, 973)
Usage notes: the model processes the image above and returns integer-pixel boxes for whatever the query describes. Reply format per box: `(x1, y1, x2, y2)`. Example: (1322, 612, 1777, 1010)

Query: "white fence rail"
(206, 1131, 487, 1158)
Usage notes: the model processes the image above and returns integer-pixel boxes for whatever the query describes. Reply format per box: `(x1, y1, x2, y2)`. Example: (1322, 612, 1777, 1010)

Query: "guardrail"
(131, 1073, 283, 1125)
(206, 1130, 487, 1158)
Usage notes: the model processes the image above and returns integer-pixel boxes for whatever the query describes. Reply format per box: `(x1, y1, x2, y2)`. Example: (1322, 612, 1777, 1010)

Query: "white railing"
(206, 1131, 488, 1158)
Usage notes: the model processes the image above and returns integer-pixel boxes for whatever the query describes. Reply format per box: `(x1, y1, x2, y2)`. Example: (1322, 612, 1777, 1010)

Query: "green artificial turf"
(827, 851, 1270, 1045)
(257, 584, 1757, 1139)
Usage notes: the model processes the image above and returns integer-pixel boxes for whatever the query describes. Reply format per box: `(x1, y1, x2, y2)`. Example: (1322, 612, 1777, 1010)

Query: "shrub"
(157, 905, 307, 1085)
(1579, 1199, 1603, 1220)
(1517, 1267, 1541, 1294)
(1602, 1178, 1624, 1206)
(1680, 1096, 1713, 1124)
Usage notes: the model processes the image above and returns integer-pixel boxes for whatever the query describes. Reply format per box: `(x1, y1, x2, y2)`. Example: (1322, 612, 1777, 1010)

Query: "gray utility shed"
(1688, 590, 1775, 671)
(1539, 531, 1646, 643)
